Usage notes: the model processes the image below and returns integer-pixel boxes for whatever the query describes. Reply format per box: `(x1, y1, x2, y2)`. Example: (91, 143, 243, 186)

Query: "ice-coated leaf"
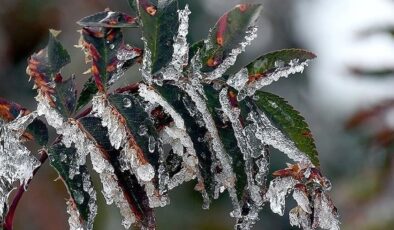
(77, 11, 137, 28)
(228, 49, 316, 100)
(48, 143, 97, 230)
(155, 84, 215, 206)
(78, 117, 156, 228)
(200, 4, 262, 73)
(252, 91, 320, 166)
(137, 0, 179, 74)
(92, 93, 167, 208)
(0, 98, 48, 146)
(80, 27, 123, 91)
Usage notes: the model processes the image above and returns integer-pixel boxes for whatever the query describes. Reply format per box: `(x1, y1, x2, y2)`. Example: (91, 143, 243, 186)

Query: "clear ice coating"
(265, 177, 297, 216)
(228, 58, 312, 101)
(0, 113, 41, 220)
(204, 26, 258, 82)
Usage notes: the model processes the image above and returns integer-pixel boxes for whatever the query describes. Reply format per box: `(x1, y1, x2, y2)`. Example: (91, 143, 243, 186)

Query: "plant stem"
(3, 149, 48, 230)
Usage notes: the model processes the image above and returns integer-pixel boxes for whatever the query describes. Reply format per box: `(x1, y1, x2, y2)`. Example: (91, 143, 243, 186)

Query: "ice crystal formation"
(0, 1, 339, 230)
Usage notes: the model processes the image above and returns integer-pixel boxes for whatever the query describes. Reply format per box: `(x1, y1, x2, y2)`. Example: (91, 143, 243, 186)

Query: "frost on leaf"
(227, 49, 317, 101)
(0, 113, 40, 221)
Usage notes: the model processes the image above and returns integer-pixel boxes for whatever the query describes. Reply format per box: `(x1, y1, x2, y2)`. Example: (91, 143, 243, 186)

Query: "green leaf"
(155, 84, 216, 200)
(188, 40, 204, 65)
(77, 11, 138, 28)
(252, 91, 320, 166)
(78, 116, 155, 227)
(47, 29, 71, 74)
(26, 119, 48, 146)
(55, 77, 77, 117)
(77, 78, 98, 111)
(200, 4, 262, 72)
(48, 143, 97, 229)
(137, 0, 179, 73)
(246, 48, 316, 79)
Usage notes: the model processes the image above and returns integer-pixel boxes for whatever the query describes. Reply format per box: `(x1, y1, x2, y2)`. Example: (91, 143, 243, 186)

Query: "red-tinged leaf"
(27, 30, 71, 107)
(345, 100, 394, 129)
(77, 11, 138, 28)
(80, 27, 125, 92)
(200, 4, 262, 72)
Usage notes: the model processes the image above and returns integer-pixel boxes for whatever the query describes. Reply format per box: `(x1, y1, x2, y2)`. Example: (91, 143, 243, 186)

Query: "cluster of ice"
(0, 113, 41, 220)
(36, 92, 90, 178)
(313, 191, 340, 230)
(204, 26, 258, 82)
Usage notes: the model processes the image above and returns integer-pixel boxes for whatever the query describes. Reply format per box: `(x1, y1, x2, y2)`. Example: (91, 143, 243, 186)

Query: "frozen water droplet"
(138, 125, 148, 136)
(109, 44, 115, 49)
(123, 98, 132, 108)
(137, 164, 155, 182)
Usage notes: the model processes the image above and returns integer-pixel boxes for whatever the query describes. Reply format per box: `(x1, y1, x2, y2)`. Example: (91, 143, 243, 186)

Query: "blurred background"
(1, 0, 394, 229)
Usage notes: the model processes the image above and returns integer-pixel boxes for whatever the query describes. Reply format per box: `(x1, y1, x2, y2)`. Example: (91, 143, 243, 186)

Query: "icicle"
(313, 191, 340, 230)
(141, 37, 153, 83)
(265, 177, 297, 216)
(289, 206, 313, 230)
(161, 5, 191, 81)
(235, 58, 311, 101)
(293, 188, 312, 214)
(0, 113, 41, 220)
(204, 26, 258, 82)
